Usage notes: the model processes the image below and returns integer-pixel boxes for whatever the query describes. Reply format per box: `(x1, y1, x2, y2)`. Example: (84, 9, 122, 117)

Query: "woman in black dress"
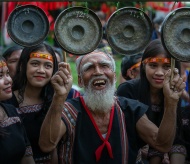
(0, 56, 34, 163)
(117, 39, 186, 164)
(5, 43, 59, 163)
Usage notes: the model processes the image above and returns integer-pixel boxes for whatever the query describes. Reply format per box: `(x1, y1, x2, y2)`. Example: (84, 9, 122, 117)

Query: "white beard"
(83, 77, 116, 113)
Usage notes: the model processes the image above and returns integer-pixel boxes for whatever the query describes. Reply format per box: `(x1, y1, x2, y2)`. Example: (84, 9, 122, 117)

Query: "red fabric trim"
(73, 90, 81, 98)
(80, 96, 114, 161)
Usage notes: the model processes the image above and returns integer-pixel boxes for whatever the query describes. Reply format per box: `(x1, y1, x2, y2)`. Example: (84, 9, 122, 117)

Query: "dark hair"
(2, 45, 23, 60)
(121, 54, 142, 80)
(53, 47, 63, 62)
(0, 55, 6, 62)
(13, 43, 58, 115)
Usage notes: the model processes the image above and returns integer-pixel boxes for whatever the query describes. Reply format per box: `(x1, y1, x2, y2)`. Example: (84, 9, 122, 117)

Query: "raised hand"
(51, 62, 73, 96)
(163, 68, 186, 102)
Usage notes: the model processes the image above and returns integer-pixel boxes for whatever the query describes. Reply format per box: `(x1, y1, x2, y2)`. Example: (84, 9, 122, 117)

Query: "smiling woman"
(26, 52, 54, 88)
(0, 56, 35, 163)
(117, 39, 186, 164)
(4, 43, 59, 164)
(0, 60, 12, 101)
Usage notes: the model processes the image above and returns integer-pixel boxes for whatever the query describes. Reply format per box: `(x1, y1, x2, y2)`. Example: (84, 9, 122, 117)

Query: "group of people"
(0, 2, 189, 163)
(0, 38, 189, 164)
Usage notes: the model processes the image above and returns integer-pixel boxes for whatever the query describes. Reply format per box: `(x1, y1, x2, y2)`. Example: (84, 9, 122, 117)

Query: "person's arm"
(136, 68, 185, 152)
(21, 156, 35, 164)
(39, 62, 73, 152)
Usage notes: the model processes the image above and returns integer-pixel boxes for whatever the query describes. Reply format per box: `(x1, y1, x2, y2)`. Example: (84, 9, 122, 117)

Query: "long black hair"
(12, 43, 58, 115)
(2, 45, 23, 60)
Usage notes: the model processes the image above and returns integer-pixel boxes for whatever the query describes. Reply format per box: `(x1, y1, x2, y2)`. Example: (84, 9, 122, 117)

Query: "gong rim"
(7, 5, 49, 47)
(54, 6, 103, 55)
(106, 7, 153, 55)
(161, 7, 190, 62)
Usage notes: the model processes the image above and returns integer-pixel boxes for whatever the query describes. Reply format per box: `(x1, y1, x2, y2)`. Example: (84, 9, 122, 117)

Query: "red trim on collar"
(80, 96, 114, 161)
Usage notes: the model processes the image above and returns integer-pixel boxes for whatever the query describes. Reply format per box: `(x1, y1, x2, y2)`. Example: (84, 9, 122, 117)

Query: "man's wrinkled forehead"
(77, 51, 115, 75)
(81, 51, 109, 64)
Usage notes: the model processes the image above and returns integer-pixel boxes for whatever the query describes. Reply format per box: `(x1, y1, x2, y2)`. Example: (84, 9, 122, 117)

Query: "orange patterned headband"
(142, 57, 170, 64)
(30, 53, 53, 62)
(129, 61, 141, 70)
(0, 61, 7, 68)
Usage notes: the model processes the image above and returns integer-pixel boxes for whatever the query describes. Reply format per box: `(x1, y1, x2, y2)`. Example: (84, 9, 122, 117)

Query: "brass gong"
(54, 7, 103, 55)
(106, 7, 153, 55)
(161, 7, 190, 61)
(7, 5, 49, 47)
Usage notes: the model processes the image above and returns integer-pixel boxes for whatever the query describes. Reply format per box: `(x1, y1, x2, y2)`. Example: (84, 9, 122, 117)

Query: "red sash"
(80, 96, 114, 162)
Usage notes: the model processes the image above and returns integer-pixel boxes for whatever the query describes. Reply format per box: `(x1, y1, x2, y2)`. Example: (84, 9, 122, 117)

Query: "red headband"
(142, 57, 170, 64)
(0, 61, 7, 68)
(30, 53, 53, 62)
(129, 61, 141, 70)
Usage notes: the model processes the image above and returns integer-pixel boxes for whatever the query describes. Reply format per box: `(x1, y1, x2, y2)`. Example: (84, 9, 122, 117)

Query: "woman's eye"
(163, 65, 171, 70)
(31, 63, 38, 66)
(149, 63, 157, 67)
(45, 64, 53, 69)
(9, 60, 17, 64)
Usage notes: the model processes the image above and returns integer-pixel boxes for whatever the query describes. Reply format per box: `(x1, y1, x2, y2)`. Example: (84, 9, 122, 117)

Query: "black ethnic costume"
(0, 103, 32, 164)
(58, 96, 148, 164)
(117, 79, 187, 160)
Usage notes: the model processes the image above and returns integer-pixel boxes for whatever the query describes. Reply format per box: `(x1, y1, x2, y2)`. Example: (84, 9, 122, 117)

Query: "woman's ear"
(127, 69, 135, 79)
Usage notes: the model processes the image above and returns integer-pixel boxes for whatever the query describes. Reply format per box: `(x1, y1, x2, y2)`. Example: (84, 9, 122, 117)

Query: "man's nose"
(94, 66, 103, 75)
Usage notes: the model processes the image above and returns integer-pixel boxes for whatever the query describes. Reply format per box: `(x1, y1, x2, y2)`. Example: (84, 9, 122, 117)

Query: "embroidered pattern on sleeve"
(24, 146, 33, 156)
(0, 117, 21, 127)
(59, 102, 78, 164)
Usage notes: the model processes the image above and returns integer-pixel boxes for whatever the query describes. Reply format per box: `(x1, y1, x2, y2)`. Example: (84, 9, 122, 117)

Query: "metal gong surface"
(7, 5, 49, 47)
(106, 7, 153, 55)
(54, 7, 103, 55)
(161, 7, 190, 61)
